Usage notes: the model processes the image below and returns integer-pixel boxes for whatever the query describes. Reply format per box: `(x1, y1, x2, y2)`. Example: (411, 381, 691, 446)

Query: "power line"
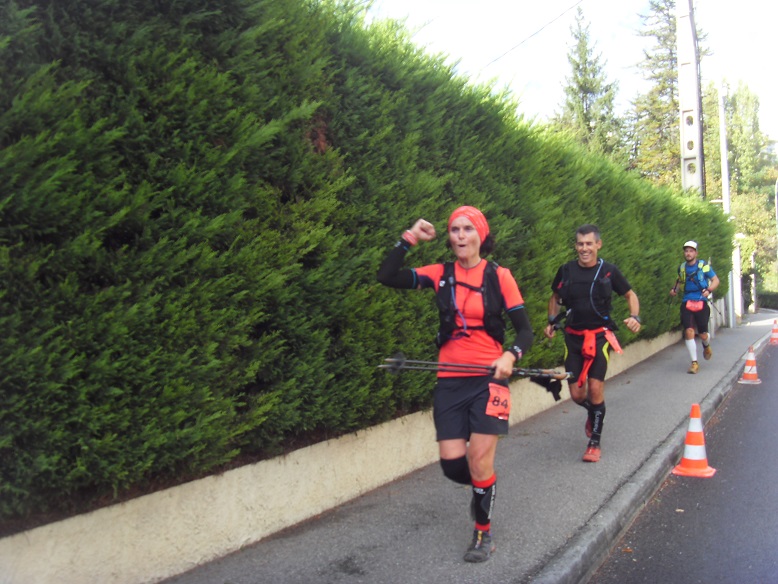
(480, 0, 584, 71)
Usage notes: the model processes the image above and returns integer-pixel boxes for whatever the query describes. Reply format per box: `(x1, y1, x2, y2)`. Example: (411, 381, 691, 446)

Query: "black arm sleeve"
(506, 307, 534, 357)
(376, 240, 417, 289)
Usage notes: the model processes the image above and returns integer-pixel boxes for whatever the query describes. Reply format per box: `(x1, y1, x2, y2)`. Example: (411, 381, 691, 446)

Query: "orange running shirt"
(414, 260, 524, 377)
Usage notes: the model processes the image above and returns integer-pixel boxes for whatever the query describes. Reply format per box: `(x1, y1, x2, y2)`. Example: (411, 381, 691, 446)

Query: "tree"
(702, 80, 778, 290)
(554, 7, 625, 163)
(628, 0, 681, 187)
(727, 82, 773, 195)
(702, 81, 774, 196)
(731, 191, 776, 293)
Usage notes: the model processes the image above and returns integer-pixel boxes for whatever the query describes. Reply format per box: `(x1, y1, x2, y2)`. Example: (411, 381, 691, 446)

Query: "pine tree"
(554, 8, 624, 163)
(629, 0, 681, 187)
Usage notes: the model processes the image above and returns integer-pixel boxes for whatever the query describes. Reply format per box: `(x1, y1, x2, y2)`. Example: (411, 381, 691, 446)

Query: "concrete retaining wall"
(0, 331, 679, 584)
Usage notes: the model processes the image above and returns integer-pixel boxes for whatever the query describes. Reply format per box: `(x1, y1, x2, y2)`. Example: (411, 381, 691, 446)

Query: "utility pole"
(676, 0, 705, 197)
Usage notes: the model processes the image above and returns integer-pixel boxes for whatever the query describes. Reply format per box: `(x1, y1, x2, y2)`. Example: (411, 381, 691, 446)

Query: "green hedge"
(0, 0, 733, 526)
(758, 292, 778, 310)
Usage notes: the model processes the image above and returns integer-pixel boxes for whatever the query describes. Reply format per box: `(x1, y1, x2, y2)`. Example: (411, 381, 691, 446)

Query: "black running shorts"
(680, 301, 710, 334)
(433, 376, 509, 441)
(564, 331, 611, 384)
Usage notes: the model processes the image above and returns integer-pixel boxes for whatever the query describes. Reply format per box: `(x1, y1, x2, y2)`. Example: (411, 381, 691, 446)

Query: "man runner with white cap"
(670, 240, 720, 374)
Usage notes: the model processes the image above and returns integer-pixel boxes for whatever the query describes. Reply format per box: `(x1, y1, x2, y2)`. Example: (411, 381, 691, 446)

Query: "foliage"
(629, 0, 681, 187)
(704, 82, 775, 195)
(0, 0, 733, 527)
(552, 7, 626, 165)
(730, 192, 777, 284)
(758, 291, 778, 310)
(627, 1, 776, 297)
(701, 80, 778, 290)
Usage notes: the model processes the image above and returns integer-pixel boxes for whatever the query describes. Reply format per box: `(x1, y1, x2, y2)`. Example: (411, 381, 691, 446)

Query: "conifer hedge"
(0, 0, 732, 526)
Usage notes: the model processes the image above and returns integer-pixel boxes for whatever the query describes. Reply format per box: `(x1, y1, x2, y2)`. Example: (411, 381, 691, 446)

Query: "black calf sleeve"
(590, 402, 606, 442)
(440, 456, 471, 485)
(472, 478, 497, 526)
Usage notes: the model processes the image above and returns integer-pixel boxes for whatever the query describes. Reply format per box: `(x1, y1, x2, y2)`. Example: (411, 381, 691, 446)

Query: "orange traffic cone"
(672, 403, 716, 478)
(770, 321, 778, 346)
(738, 345, 762, 385)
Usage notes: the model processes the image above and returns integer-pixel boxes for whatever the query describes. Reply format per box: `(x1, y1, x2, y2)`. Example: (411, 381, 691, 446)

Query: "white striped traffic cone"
(672, 403, 716, 478)
(738, 345, 762, 385)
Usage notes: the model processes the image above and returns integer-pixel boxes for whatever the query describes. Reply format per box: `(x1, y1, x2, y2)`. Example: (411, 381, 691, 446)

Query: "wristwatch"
(630, 314, 641, 324)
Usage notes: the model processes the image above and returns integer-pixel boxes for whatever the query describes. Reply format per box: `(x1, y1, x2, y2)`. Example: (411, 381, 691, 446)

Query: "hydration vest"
(678, 260, 711, 293)
(556, 259, 615, 327)
(435, 261, 505, 348)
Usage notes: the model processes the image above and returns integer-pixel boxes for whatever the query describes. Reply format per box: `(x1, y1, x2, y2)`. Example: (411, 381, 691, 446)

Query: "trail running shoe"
(688, 361, 699, 374)
(585, 417, 592, 438)
(463, 530, 495, 563)
(582, 443, 601, 463)
(703, 345, 712, 360)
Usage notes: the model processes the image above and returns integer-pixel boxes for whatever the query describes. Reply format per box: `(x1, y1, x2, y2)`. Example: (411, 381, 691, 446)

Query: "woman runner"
(377, 206, 534, 563)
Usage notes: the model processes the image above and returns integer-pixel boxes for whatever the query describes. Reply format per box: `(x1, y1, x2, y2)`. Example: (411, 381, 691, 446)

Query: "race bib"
(686, 300, 704, 312)
(486, 383, 511, 420)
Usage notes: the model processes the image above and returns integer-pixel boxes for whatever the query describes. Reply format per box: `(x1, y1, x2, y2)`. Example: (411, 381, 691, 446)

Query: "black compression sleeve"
(506, 307, 534, 357)
(376, 240, 417, 289)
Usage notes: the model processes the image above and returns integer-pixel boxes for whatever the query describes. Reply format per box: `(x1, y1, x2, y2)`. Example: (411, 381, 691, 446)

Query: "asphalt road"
(589, 345, 778, 584)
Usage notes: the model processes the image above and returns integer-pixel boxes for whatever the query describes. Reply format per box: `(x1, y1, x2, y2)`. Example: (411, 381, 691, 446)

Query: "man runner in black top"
(543, 224, 641, 462)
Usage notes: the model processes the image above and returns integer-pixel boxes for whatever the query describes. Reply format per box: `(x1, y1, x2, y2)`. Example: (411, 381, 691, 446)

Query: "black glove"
(530, 376, 562, 401)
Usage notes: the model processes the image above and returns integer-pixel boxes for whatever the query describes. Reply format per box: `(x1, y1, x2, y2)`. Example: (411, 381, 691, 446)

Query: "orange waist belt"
(565, 327, 623, 387)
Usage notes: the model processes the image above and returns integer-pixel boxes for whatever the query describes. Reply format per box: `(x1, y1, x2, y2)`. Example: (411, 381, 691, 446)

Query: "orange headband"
(448, 206, 489, 243)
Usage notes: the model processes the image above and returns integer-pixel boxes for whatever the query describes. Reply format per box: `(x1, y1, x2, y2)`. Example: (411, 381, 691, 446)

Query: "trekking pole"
(661, 296, 675, 328)
(379, 354, 572, 381)
(378, 354, 570, 402)
(707, 294, 723, 317)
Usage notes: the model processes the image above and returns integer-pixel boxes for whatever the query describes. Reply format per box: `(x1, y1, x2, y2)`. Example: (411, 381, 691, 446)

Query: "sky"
(365, 0, 778, 142)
